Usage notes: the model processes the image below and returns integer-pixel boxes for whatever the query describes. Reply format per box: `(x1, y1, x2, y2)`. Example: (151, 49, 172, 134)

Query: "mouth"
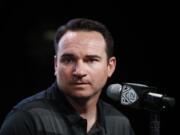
(72, 82, 89, 85)
(70, 81, 90, 86)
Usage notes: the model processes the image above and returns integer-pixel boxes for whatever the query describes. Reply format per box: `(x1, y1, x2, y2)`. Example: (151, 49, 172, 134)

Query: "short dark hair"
(54, 18, 114, 59)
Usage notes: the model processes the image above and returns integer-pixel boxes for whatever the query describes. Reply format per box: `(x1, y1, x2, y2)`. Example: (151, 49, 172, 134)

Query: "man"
(0, 18, 135, 135)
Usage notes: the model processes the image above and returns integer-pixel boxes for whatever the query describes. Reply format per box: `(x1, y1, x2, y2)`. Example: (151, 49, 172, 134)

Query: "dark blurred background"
(0, 1, 178, 135)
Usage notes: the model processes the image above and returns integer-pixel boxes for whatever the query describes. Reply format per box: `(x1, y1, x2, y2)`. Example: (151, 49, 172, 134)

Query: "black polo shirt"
(0, 82, 135, 135)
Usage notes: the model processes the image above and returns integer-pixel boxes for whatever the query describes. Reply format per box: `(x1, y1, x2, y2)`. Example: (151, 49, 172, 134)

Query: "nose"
(72, 61, 87, 79)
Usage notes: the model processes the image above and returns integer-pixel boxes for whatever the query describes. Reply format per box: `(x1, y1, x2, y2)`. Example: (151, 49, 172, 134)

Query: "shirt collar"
(47, 82, 107, 133)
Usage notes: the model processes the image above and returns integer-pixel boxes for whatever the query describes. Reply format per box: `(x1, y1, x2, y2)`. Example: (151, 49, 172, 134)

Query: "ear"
(54, 55, 57, 76)
(107, 57, 116, 77)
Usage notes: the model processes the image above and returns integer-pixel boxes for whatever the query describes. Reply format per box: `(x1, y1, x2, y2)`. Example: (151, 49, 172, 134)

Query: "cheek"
(94, 63, 108, 75)
(92, 73, 108, 92)
(57, 66, 71, 81)
(90, 65, 109, 84)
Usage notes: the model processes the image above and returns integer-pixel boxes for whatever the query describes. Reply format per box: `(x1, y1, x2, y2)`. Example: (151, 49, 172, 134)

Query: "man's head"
(54, 18, 114, 60)
(54, 18, 116, 100)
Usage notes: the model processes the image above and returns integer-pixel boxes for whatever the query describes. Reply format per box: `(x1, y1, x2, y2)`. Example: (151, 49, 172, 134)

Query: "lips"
(70, 80, 90, 85)
(71, 82, 90, 85)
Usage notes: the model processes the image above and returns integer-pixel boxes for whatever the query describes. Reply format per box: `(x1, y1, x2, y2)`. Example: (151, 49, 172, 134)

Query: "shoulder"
(13, 82, 58, 112)
(0, 109, 36, 135)
(5, 84, 57, 121)
(4, 82, 65, 120)
(0, 82, 66, 135)
(101, 101, 135, 135)
(101, 100, 131, 125)
(14, 90, 48, 111)
(3, 90, 52, 125)
(101, 101, 127, 117)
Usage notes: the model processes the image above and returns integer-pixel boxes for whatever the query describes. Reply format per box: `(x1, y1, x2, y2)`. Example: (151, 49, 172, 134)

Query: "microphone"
(106, 83, 175, 110)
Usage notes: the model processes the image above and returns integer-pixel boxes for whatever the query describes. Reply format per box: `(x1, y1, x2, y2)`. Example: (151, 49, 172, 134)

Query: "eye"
(85, 58, 99, 63)
(61, 57, 75, 64)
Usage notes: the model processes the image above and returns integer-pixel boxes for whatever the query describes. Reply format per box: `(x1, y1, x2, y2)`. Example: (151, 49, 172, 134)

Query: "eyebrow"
(60, 53, 101, 59)
(85, 55, 101, 60)
(61, 53, 74, 58)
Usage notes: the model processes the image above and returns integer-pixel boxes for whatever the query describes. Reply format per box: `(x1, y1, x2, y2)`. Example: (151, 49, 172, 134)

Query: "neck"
(66, 95, 99, 132)
(66, 95, 98, 115)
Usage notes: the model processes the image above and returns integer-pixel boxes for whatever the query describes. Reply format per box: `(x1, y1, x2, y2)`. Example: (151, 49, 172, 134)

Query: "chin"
(68, 90, 101, 101)
(70, 91, 92, 98)
(64, 86, 101, 99)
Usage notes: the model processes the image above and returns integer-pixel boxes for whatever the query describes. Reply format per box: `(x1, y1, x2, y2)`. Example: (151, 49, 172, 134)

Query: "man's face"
(54, 31, 116, 99)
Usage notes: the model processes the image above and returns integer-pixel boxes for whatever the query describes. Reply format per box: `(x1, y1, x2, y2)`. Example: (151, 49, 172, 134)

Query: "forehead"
(57, 31, 106, 55)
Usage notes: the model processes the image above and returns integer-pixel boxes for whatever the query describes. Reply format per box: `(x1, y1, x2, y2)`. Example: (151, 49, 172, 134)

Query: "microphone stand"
(144, 98, 164, 135)
(149, 110, 160, 135)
